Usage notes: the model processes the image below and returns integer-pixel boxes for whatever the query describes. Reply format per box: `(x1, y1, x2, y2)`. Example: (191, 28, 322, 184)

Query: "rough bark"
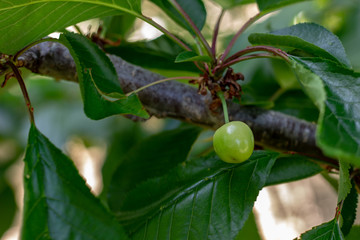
(18, 41, 332, 163)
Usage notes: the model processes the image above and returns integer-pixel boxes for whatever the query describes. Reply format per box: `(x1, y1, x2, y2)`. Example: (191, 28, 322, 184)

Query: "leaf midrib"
(0, 0, 142, 17)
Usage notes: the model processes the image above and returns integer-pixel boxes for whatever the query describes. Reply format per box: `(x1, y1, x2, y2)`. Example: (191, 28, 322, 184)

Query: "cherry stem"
(211, 9, 225, 58)
(221, 12, 262, 62)
(6, 61, 35, 124)
(126, 76, 198, 97)
(217, 91, 229, 124)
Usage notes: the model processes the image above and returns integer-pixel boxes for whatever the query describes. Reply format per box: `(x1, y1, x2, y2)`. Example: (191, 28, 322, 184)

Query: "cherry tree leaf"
(111, 151, 277, 239)
(22, 125, 129, 240)
(298, 219, 344, 240)
(59, 32, 149, 120)
(249, 23, 350, 67)
(256, 0, 309, 13)
(291, 57, 360, 166)
(0, 0, 142, 54)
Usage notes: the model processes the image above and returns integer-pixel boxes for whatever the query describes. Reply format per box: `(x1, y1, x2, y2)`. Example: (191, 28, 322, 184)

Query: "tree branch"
(18, 42, 332, 164)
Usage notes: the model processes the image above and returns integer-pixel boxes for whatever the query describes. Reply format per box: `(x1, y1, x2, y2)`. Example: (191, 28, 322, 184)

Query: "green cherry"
(213, 121, 254, 163)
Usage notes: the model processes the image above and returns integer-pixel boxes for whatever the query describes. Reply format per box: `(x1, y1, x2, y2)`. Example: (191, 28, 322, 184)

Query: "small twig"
(224, 45, 289, 64)
(221, 12, 262, 62)
(211, 9, 225, 58)
(6, 61, 35, 124)
(169, 0, 215, 62)
(217, 53, 275, 71)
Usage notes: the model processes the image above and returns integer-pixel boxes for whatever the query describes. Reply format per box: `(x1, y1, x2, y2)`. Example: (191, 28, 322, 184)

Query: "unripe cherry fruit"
(213, 121, 254, 163)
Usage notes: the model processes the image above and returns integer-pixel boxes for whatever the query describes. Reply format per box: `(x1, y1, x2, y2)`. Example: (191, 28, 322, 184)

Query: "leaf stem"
(13, 38, 56, 62)
(217, 53, 276, 71)
(169, 0, 215, 62)
(211, 9, 225, 58)
(126, 76, 198, 97)
(139, 15, 192, 51)
(6, 61, 35, 124)
(217, 91, 229, 124)
(224, 45, 289, 64)
(221, 12, 262, 62)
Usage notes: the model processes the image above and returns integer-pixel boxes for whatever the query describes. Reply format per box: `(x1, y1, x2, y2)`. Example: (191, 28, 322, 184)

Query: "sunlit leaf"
(0, 0, 142, 54)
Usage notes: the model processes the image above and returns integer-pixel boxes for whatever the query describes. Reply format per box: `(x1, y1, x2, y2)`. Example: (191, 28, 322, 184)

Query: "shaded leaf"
(338, 160, 351, 202)
(272, 89, 319, 122)
(107, 125, 202, 211)
(249, 23, 350, 67)
(116, 151, 277, 239)
(0, 0, 142, 54)
(102, 14, 137, 39)
(341, 181, 358, 236)
(266, 155, 323, 186)
(299, 219, 344, 240)
(0, 182, 16, 238)
(211, 0, 255, 10)
(22, 125, 128, 240)
(235, 211, 262, 240)
(59, 32, 149, 120)
(291, 57, 360, 166)
(256, 0, 310, 13)
(150, 0, 206, 33)
(346, 226, 360, 240)
(105, 35, 199, 73)
(175, 51, 212, 63)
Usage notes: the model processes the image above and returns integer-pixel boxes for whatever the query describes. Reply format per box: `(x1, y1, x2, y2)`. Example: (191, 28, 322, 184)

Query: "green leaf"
(346, 226, 360, 240)
(341, 182, 358, 236)
(291, 57, 360, 166)
(272, 89, 319, 122)
(175, 51, 212, 63)
(22, 125, 129, 240)
(338, 160, 351, 202)
(256, 0, 310, 13)
(150, 0, 206, 33)
(102, 14, 137, 39)
(266, 155, 323, 186)
(0, 182, 16, 237)
(249, 23, 351, 67)
(0, 0, 142, 54)
(59, 32, 149, 120)
(299, 219, 344, 240)
(211, 0, 255, 10)
(235, 211, 262, 240)
(107, 125, 202, 212)
(105, 35, 199, 73)
(116, 151, 278, 239)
